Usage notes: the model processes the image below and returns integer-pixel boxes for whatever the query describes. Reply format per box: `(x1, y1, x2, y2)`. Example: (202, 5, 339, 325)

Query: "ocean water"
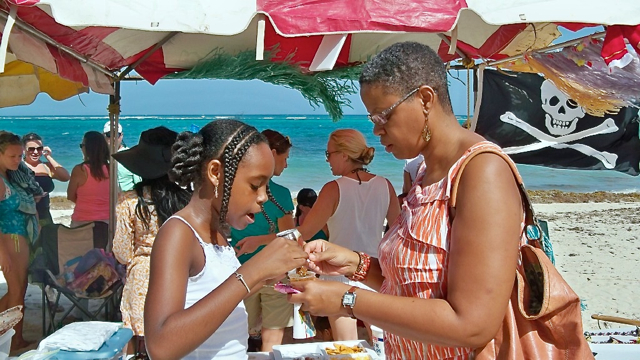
(1, 115, 639, 197)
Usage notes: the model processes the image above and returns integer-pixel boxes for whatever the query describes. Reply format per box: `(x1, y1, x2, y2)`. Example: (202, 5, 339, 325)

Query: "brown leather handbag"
(451, 149, 594, 360)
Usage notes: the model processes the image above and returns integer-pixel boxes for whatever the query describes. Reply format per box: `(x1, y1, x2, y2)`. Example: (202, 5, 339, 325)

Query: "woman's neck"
(24, 158, 40, 168)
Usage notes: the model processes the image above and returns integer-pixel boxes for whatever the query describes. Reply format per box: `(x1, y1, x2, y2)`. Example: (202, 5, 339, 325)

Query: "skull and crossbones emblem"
(501, 80, 619, 169)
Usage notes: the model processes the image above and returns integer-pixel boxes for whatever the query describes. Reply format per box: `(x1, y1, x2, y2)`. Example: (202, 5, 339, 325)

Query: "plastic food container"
(0, 328, 15, 360)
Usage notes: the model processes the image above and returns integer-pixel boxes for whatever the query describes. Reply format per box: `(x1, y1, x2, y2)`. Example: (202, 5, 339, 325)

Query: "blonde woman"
(296, 129, 400, 340)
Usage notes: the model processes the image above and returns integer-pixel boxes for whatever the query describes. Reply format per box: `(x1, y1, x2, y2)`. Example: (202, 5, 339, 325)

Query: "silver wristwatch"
(341, 286, 358, 319)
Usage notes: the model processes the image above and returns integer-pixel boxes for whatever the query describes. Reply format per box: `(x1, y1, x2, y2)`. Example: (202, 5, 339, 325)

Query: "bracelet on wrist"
(234, 271, 251, 293)
(347, 251, 371, 282)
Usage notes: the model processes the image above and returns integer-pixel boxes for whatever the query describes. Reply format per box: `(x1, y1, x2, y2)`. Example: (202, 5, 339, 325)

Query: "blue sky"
(0, 27, 598, 117)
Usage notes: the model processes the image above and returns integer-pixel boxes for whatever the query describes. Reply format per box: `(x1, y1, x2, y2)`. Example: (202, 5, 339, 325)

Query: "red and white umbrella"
(1, 0, 639, 100)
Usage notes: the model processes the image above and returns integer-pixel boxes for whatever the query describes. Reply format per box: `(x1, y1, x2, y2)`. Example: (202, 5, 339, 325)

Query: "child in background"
(294, 188, 328, 241)
(144, 120, 308, 360)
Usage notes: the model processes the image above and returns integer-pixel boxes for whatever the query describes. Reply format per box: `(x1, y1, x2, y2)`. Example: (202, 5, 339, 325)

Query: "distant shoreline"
(49, 190, 640, 211)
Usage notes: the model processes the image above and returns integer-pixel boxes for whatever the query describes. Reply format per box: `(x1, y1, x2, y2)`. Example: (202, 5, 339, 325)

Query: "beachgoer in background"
(22, 132, 70, 226)
(288, 41, 532, 359)
(295, 128, 400, 341)
(103, 121, 141, 192)
(144, 119, 307, 360)
(0, 131, 39, 351)
(67, 131, 110, 227)
(294, 188, 328, 241)
(230, 129, 295, 352)
(112, 126, 191, 359)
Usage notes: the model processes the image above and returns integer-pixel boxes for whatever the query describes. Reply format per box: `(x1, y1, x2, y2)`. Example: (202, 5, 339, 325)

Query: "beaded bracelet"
(347, 251, 371, 282)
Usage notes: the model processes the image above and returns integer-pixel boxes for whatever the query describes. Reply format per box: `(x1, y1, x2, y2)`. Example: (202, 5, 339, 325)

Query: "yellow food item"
(325, 343, 367, 355)
(297, 266, 308, 277)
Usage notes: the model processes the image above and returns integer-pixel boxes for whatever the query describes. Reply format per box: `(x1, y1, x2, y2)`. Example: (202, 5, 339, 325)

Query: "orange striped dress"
(379, 141, 525, 359)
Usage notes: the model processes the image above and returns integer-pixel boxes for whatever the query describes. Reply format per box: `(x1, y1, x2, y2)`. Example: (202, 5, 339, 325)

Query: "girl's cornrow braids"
(170, 132, 203, 187)
(261, 205, 277, 233)
(218, 127, 258, 234)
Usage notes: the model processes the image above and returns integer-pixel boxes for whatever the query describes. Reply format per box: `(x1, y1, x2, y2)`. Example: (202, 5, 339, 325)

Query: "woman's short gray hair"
(359, 42, 453, 114)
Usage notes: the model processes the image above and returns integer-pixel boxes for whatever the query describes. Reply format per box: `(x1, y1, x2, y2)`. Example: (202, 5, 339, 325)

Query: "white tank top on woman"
(168, 216, 248, 360)
(326, 175, 390, 257)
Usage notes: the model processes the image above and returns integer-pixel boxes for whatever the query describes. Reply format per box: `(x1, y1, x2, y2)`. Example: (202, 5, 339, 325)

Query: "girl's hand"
(289, 280, 351, 317)
(247, 236, 308, 282)
(303, 240, 358, 276)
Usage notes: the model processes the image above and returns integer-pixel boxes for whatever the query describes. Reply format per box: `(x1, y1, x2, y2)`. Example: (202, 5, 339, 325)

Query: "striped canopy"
(1, 0, 639, 97)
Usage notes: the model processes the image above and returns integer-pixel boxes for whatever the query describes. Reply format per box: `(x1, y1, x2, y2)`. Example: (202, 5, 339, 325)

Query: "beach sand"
(2, 192, 639, 351)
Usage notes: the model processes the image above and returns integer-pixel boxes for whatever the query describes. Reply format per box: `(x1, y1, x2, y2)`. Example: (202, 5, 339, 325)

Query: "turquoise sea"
(1, 114, 639, 197)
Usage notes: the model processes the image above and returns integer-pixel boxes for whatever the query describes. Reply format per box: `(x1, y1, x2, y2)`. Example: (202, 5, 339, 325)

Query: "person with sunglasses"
(21, 133, 70, 226)
(294, 128, 401, 342)
(103, 121, 141, 192)
(287, 42, 570, 359)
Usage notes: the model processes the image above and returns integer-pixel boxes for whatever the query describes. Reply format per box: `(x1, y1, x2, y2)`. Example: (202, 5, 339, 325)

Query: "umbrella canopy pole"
(107, 81, 121, 250)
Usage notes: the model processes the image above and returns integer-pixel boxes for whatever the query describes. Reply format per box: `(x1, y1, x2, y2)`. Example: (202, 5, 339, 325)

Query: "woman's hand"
(303, 240, 359, 276)
(289, 280, 351, 317)
(234, 235, 265, 256)
(246, 236, 308, 283)
(42, 146, 52, 157)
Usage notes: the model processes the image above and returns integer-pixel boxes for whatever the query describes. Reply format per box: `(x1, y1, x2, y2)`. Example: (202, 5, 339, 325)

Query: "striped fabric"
(378, 141, 526, 360)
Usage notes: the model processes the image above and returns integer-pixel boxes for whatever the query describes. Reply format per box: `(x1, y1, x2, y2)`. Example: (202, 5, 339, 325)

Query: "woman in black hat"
(112, 126, 191, 359)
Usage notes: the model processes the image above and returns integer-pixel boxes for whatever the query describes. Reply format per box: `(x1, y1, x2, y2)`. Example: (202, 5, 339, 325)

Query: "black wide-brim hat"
(112, 139, 173, 180)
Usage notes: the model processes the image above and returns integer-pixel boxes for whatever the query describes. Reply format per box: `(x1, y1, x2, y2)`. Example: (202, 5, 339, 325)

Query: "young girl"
(144, 120, 308, 360)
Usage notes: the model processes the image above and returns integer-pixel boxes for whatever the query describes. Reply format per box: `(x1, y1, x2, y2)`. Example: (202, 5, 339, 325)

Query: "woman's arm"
(294, 153, 523, 348)
(44, 148, 70, 182)
(66, 165, 84, 203)
(297, 181, 338, 241)
(385, 179, 401, 226)
(112, 193, 135, 265)
(145, 219, 309, 360)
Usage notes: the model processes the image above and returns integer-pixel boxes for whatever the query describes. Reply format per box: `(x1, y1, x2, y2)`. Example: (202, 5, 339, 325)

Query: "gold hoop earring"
(421, 111, 431, 143)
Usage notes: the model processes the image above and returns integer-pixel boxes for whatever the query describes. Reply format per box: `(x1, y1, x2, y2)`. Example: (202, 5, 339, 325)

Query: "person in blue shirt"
(230, 129, 295, 352)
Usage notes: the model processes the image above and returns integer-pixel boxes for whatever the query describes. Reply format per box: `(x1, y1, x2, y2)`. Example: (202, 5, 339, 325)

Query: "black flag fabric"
(474, 69, 640, 175)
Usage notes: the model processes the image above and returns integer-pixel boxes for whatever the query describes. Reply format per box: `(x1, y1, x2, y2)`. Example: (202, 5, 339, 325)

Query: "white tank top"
(168, 216, 249, 360)
(326, 175, 390, 257)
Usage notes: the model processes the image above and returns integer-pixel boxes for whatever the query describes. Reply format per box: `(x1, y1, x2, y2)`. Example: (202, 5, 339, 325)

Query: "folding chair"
(29, 221, 123, 336)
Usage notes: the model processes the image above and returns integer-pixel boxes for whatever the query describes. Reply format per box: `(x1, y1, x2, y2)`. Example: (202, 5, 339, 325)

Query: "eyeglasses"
(368, 87, 420, 126)
(27, 146, 44, 153)
(79, 143, 85, 148)
(325, 150, 340, 160)
(104, 132, 121, 138)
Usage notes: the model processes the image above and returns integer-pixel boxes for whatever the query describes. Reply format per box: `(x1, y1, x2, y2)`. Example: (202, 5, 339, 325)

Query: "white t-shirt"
(403, 155, 424, 183)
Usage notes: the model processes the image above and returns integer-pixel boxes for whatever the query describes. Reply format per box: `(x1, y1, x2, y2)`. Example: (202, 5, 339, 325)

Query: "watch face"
(342, 293, 356, 306)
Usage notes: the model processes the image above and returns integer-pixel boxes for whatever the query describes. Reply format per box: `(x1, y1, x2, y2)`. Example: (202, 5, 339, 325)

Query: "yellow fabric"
(0, 60, 88, 107)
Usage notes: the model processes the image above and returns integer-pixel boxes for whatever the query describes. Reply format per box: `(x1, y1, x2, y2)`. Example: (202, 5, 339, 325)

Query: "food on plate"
(324, 343, 372, 359)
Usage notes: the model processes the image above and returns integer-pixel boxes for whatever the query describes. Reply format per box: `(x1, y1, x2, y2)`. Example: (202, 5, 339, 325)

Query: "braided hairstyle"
(260, 129, 293, 233)
(169, 119, 267, 236)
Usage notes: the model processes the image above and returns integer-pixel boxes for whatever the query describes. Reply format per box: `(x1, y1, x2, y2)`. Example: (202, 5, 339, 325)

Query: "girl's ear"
(205, 158, 222, 188)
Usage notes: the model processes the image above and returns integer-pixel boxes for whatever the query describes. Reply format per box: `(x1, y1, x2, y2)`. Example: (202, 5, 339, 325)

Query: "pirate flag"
(474, 69, 640, 175)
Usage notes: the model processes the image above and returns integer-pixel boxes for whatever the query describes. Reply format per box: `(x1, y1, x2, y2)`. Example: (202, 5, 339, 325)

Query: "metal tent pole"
(107, 81, 121, 250)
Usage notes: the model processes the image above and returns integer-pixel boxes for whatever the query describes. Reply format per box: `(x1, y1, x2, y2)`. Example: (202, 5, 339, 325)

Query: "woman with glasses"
(67, 131, 110, 227)
(22, 133, 70, 226)
(287, 42, 586, 359)
(295, 128, 400, 341)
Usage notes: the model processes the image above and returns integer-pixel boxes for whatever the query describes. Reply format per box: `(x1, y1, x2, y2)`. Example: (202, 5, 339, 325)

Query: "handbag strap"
(449, 147, 543, 245)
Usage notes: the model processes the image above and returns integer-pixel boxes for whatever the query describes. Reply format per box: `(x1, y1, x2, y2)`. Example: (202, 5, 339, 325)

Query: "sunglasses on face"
(325, 150, 340, 160)
(27, 146, 44, 153)
(367, 87, 420, 126)
(104, 132, 122, 138)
